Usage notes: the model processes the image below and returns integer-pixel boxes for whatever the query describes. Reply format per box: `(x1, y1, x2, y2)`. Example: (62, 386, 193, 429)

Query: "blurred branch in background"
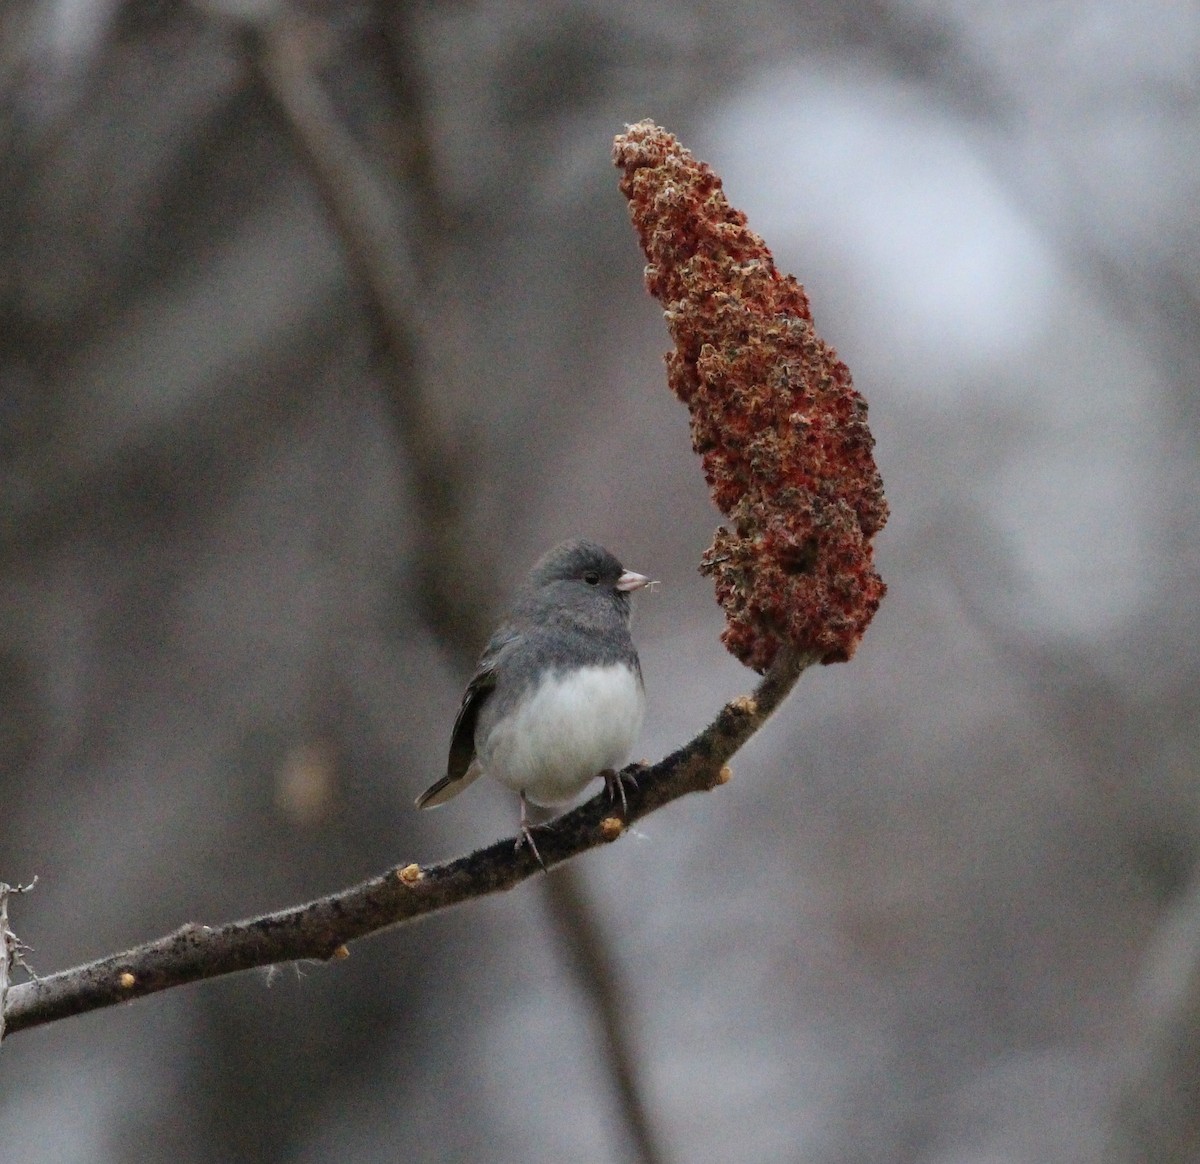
(236, 12, 672, 1162)
(1104, 864, 1200, 1164)
(240, 10, 486, 645)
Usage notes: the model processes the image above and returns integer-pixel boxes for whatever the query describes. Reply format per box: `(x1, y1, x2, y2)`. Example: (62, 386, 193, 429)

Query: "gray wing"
(414, 629, 515, 809)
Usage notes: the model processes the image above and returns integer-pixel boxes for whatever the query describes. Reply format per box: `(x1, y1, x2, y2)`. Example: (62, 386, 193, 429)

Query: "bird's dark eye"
(583, 570, 601, 585)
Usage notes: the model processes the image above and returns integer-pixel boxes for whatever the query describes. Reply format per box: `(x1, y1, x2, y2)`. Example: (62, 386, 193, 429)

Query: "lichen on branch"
(613, 120, 889, 671)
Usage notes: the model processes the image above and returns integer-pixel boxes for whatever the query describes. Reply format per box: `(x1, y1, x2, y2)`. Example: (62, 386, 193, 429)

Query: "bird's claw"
(517, 792, 547, 869)
(602, 767, 638, 815)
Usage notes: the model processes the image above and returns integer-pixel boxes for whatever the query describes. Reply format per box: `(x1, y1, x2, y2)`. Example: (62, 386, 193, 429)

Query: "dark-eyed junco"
(416, 539, 650, 856)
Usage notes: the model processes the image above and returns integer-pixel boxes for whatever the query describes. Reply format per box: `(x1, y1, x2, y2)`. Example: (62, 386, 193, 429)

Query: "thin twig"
(3, 650, 810, 1037)
(0, 877, 37, 1042)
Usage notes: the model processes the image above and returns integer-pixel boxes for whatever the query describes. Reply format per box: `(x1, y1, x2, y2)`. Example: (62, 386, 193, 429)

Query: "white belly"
(479, 664, 645, 806)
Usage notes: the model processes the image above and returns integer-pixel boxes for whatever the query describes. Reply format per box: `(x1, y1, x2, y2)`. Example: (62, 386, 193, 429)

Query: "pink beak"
(615, 570, 651, 592)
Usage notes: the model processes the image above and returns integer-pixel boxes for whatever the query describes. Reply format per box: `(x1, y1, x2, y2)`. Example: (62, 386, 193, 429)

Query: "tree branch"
(3, 650, 810, 1038)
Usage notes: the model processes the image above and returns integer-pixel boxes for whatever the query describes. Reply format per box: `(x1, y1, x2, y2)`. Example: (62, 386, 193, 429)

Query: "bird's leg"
(515, 791, 546, 869)
(601, 767, 638, 815)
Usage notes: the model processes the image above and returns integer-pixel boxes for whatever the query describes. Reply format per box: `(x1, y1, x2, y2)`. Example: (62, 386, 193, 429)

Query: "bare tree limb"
(3, 649, 809, 1038)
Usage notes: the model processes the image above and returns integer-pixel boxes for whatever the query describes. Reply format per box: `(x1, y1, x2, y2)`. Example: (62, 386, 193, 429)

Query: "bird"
(416, 539, 650, 859)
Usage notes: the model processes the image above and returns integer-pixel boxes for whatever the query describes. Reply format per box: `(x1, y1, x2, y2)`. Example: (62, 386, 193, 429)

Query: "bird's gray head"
(528, 539, 650, 608)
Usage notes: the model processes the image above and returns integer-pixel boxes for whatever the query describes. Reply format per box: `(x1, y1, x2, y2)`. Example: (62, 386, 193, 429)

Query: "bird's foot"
(515, 791, 547, 869)
(602, 767, 639, 815)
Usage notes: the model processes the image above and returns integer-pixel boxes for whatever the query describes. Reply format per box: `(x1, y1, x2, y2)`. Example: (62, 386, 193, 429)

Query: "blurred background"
(3, 1, 1199, 1161)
